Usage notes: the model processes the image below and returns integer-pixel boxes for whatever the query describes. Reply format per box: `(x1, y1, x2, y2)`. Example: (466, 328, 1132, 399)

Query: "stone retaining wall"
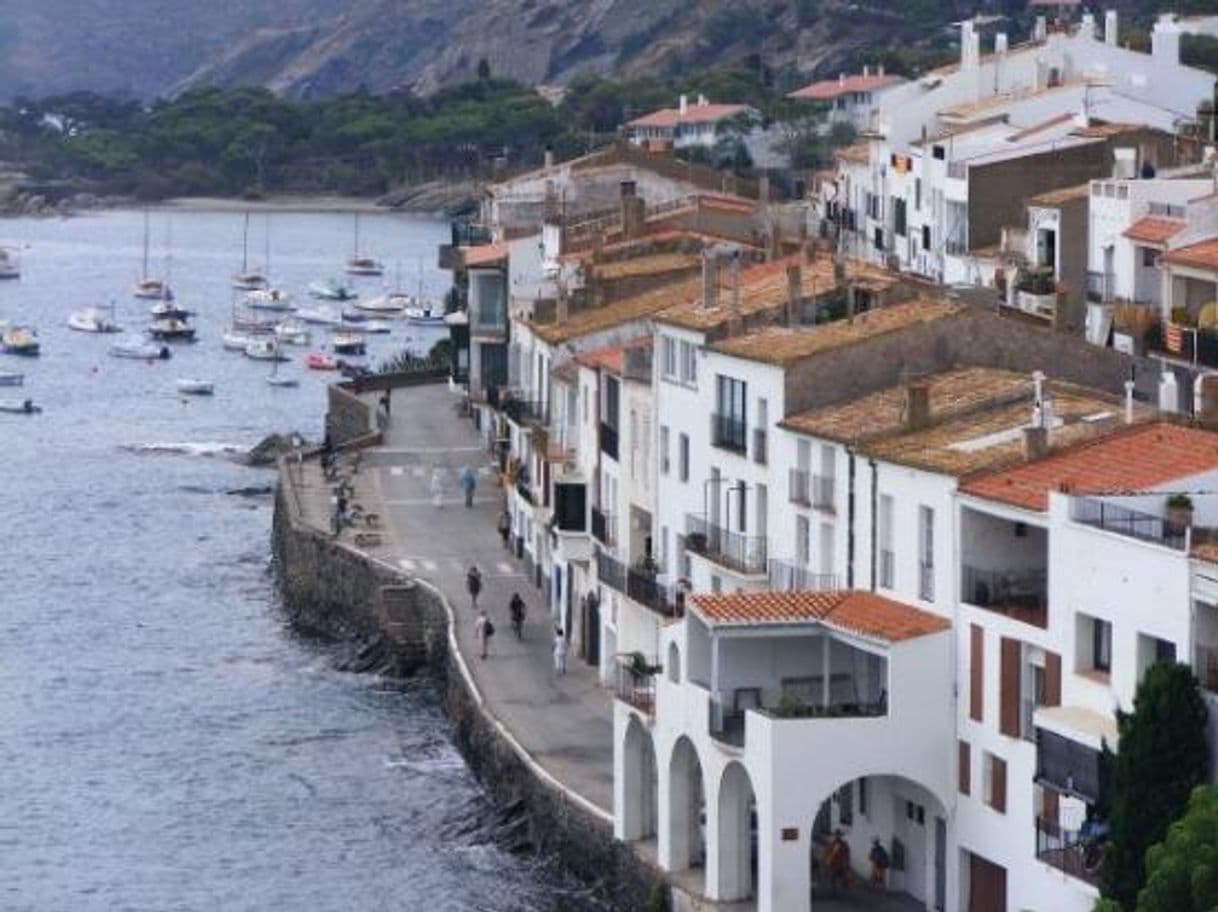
(272, 474, 662, 911)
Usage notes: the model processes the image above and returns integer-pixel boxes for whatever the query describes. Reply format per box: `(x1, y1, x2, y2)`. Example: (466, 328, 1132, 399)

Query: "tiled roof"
(1161, 238, 1218, 272)
(628, 103, 749, 128)
(590, 252, 702, 281)
(573, 337, 650, 375)
(530, 275, 699, 345)
(688, 590, 950, 642)
(960, 422, 1218, 511)
(1028, 183, 1090, 207)
(788, 73, 904, 101)
(462, 243, 508, 268)
(708, 297, 963, 366)
(1124, 216, 1186, 247)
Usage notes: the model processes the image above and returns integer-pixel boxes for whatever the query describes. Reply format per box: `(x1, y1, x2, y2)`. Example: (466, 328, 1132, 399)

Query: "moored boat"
(110, 336, 171, 360)
(68, 306, 122, 334)
(2, 326, 40, 356)
(149, 299, 193, 320)
(245, 288, 294, 311)
(244, 338, 289, 362)
(296, 305, 342, 326)
(147, 318, 196, 342)
(0, 246, 21, 279)
(404, 302, 446, 327)
(274, 322, 311, 346)
(0, 371, 23, 386)
(353, 292, 409, 314)
(176, 378, 214, 396)
(308, 278, 357, 301)
(305, 352, 338, 371)
(330, 332, 366, 356)
(0, 398, 39, 414)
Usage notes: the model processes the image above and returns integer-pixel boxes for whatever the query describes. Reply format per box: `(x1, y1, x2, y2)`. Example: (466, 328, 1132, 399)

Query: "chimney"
(1081, 12, 1096, 40)
(904, 381, 932, 431)
(839, 73, 846, 87)
(1159, 369, 1179, 414)
(863, 64, 871, 78)
(1023, 426, 1049, 461)
(544, 146, 555, 169)
(1124, 379, 1136, 424)
(1104, 10, 1119, 46)
(701, 249, 720, 311)
(1034, 15, 1047, 42)
(1152, 14, 1180, 64)
(698, 94, 708, 107)
(961, 21, 976, 70)
(620, 180, 644, 240)
(786, 263, 802, 327)
(878, 63, 885, 78)
(679, 94, 688, 116)
(1031, 370, 1047, 426)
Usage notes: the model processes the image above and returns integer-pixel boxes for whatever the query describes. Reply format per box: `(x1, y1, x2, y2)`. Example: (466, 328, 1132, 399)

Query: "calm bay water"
(0, 210, 591, 912)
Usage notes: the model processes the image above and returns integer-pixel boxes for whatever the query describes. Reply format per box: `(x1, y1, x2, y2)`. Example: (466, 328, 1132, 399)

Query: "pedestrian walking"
(552, 626, 568, 676)
(474, 608, 494, 660)
(459, 465, 477, 508)
(466, 565, 483, 610)
(868, 837, 890, 888)
(381, 389, 391, 417)
(430, 467, 444, 508)
(497, 510, 511, 549)
(509, 592, 526, 639)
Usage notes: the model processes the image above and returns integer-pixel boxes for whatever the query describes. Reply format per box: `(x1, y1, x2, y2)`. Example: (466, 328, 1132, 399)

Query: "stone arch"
(621, 714, 658, 841)
(666, 735, 706, 874)
(715, 761, 756, 901)
(667, 640, 681, 683)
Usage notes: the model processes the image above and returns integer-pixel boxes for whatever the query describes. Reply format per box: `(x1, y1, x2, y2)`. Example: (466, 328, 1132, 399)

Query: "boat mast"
(241, 211, 250, 274)
(141, 210, 150, 281)
(353, 212, 360, 258)
(264, 214, 272, 281)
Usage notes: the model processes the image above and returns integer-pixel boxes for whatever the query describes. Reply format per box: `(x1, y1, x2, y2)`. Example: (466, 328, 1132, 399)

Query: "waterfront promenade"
(293, 382, 615, 815)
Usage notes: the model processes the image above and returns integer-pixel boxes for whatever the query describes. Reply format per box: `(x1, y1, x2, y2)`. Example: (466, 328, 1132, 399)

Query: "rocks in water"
(227, 484, 274, 497)
(246, 432, 307, 467)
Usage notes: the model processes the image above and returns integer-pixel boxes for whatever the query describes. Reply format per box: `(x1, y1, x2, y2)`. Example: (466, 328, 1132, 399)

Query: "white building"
(788, 66, 905, 132)
(626, 95, 756, 150)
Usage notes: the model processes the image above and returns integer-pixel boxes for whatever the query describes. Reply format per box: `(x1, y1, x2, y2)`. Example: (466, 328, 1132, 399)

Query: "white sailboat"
(404, 262, 445, 326)
(296, 304, 343, 326)
(245, 338, 290, 362)
(245, 288, 294, 311)
(274, 321, 311, 346)
(266, 355, 299, 388)
(232, 212, 269, 290)
(345, 213, 383, 276)
(133, 210, 170, 300)
(110, 336, 171, 360)
(0, 245, 21, 279)
(176, 378, 214, 395)
(68, 303, 122, 334)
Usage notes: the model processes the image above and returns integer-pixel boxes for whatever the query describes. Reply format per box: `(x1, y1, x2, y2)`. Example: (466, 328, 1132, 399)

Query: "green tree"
(1136, 786, 1218, 912)
(1100, 663, 1210, 911)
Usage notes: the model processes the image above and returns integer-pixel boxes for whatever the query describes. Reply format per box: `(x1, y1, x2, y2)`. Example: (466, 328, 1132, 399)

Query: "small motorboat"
(232, 271, 269, 291)
(148, 318, 196, 342)
(353, 292, 409, 314)
(404, 302, 446, 327)
(245, 288, 294, 311)
(0, 397, 39, 414)
(133, 278, 170, 300)
(335, 320, 390, 335)
(305, 352, 338, 371)
(149, 299, 193, 320)
(345, 255, 383, 277)
(68, 307, 122, 334)
(244, 338, 289, 362)
(0, 246, 21, 280)
(274, 322, 311, 346)
(330, 333, 366, 356)
(340, 308, 368, 323)
(308, 278, 357, 301)
(230, 312, 277, 334)
(222, 329, 255, 351)
(2, 326, 40, 356)
(297, 306, 342, 326)
(0, 371, 23, 386)
(110, 336, 171, 360)
(176, 378, 214, 396)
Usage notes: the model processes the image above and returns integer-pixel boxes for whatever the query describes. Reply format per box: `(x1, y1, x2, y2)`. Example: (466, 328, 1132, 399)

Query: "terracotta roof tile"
(688, 590, 950, 642)
(788, 74, 904, 101)
(960, 422, 1218, 511)
(573, 337, 650, 375)
(530, 276, 699, 345)
(628, 103, 749, 128)
(1028, 183, 1090, 207)
(1161, 237, 1218, 272)
(462, 243, 508, 268)
(1125, 216, 1186, 247)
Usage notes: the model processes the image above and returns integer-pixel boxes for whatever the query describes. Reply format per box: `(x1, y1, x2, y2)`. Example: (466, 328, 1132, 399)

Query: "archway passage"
(621, 714, 658, 841)
(716, 761, 756, 902)
(667, 735, 706, 874)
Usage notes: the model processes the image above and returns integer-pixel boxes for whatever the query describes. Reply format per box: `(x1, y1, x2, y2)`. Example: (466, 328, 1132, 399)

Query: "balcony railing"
(1196, 643, 1218, 693)
(708, 698, 746, 747)
(502, 397, 547, 426)
(591, 507, 615, 547)
(753, 428, 767, 465)
(597, 551, 681, 617)
(515, 471, 534, 506)
(1035, 817, 1103, 887)
(1085, 271, 1114, 305)
(879, 548, 895, 588)
(1071, 497, 1187, 550)
(710, 413, 747, 454)
(919, 561, 935, 602)
(599, 421, 619, 460)
(615, 657, 657, 717)
(769, 559, 839, 592)
(789, 468, 811, 506)
(812, 475, 835, 511)
(962, 565, 1048, 628)
(685, 513, 768, 575)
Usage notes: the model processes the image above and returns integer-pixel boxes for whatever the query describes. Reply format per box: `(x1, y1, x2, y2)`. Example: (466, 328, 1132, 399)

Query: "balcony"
(710, 413, 747, 455)
(1035, 817, 1103, 887)
(789, 468, 811, 506)
(685, 513, 768, 576)
(1071, 496, 1187, 550)
(1085, 271, 1114, 305)
(592, 507, 616, 547)
(1014, 289, 1057, 320)
(597, 551, 681, 617)
(708, 698, 746, 748)
(769, 559, 839, 592)
(961, 565, 1047, 628)
(615, 655, 658, 717)
(753, 427, 767, 465)
(502, 397, 547, 427)
(515, 470, 534, 506)
(599, 421, 619, 460)
(812, 475, 835, 511)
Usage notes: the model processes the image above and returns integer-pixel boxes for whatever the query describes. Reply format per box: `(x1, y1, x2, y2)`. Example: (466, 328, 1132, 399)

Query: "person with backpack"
(466, 565, 482, 610)
(475, 608, 494, 660)
(869, 837, 890, 888)
(509, 593, 526, 639)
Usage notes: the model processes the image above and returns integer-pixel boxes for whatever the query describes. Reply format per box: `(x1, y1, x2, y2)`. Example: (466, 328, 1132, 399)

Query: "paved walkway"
(362, 383, 615, 814)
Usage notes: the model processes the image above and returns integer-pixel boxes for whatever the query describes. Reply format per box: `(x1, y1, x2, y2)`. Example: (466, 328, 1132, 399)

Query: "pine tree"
(1136, 786, 1218, 912)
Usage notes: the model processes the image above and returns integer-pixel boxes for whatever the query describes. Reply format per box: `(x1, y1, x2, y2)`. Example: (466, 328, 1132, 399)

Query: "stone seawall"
(271, 481, 661, 911)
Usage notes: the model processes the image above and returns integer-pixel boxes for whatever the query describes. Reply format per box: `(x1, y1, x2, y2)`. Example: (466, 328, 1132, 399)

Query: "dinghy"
(176, 379, 214, 396)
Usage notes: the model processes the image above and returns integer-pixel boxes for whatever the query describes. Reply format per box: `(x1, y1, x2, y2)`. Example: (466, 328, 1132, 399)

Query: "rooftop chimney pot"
(1023, 425, 1049, 462)
(904, 382, 932, 432)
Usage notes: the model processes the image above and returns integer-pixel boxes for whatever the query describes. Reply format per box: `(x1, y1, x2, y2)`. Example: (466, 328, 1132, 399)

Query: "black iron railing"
(962, 565, 1048, 628)
(1035, 817, 1103, 887)
(685, 514, 767, 575)
(615, 658, 657, 717)
(711, 413, 747, 454)
(502, 397, 547, 426)
(708, 699, 746, 747)
(1071, 497, 1187, 549)
(592, 507, 615, 547)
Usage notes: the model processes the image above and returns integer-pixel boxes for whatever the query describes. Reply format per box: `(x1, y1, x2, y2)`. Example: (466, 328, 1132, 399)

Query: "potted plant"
(1167, 493, 1194, 530)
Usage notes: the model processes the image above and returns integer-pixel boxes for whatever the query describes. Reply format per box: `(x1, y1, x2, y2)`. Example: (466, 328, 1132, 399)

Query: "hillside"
(0, 1, 1187, 101)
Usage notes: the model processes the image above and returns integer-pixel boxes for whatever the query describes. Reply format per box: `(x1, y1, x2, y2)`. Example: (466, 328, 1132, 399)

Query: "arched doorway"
(667, 736, 706, 875)
(621, 715, 658, 841)
(716, 762, 756, 901)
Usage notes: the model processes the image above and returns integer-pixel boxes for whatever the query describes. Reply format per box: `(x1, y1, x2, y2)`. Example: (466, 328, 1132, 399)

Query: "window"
(838, 783, 853, 825)
(602, 376, 620, 432)
(915, 177, 922, 211)
(796, 516, 811, 566)
(894, 197, 907, 237)
(932, 144, 945, 160)
(958, 740, 971, 795)
(711, 575, 722, 594)
(873, 226, 884, 251)
(858, 777, 869, 817)
(679, 341, 697, 386)
(713, 375, 748, 452)
(918, 505, 934, 601)
(660, 425, 671, 475)
(1142, 246, 1157, 268)
(983, 752, 1007, 813)
(1087, 616, 1112, 675)
(661, 335, 677, 378)
(922, 224, 931, 251)
(878, 494, 894, 589)
(678, 433, 690, 482)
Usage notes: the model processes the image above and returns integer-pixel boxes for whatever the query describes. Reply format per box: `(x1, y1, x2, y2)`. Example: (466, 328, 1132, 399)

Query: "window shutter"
(991, 756, 1007, 813)
(1044, 651, 1062, 707)
(970, 625, 984, 722)
(958, 740, 971, 795)
(1041, 787, 1059, 826)
(999, 637, 1021, 737)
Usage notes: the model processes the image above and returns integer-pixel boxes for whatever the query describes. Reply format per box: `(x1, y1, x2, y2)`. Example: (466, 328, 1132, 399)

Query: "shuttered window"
(999, 637, 1021, 737)
(970, 625, 984, 722)
(958, 740, 971, 795)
